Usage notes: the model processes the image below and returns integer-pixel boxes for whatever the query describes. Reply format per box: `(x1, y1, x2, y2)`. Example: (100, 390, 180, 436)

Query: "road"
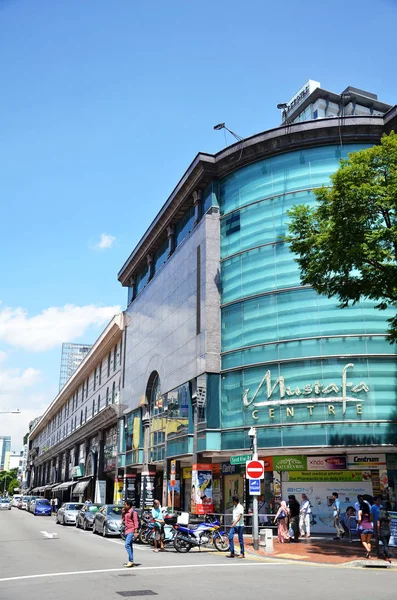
(1, 508, 396, 600)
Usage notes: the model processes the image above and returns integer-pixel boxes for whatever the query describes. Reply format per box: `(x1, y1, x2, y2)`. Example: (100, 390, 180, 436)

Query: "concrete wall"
(123, 211, 220, 411)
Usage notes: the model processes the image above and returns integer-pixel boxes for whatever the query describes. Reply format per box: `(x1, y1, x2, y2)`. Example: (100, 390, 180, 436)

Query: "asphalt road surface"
(1, 508, 396, 600)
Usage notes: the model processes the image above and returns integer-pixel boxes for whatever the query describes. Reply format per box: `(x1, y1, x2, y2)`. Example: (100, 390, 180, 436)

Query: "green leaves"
(285, 132, 397, 343)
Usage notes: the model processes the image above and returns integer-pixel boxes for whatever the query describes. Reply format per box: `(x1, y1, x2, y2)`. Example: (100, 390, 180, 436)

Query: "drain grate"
(117, 592, 158, 597)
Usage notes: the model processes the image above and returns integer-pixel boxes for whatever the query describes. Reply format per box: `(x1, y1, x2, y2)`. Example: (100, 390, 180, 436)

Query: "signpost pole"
(250, 428, 259, 551)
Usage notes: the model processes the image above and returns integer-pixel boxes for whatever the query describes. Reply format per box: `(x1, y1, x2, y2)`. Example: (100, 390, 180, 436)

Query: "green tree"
(7, 478, 20, 495)
(286, 131, 397, 342)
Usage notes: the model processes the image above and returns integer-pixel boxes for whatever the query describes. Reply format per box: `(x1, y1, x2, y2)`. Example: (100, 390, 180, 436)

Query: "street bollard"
(259, 528, 274, 553)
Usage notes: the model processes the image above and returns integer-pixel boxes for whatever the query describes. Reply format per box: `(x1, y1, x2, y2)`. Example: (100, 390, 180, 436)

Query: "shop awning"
(52, 481, 74, 492)
(72, 478, 92, 495)
(44, 483, 59, 491)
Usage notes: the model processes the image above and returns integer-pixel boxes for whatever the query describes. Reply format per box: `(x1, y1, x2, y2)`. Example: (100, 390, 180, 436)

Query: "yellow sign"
(183, 467, 192, 479)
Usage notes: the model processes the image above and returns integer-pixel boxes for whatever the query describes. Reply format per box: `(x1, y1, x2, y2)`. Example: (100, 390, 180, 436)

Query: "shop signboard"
(307, 456, 347, 471)
(347, 454, 387, 470)
(140, 470, 156, 509)
(191, 464, 213, 515)
(287, 470, 364, 482)
(222, 463, 245, 475)
(125, 474, 137, 506)
(71, 465, 85, 478)
(389, 512, 397, 547)
(273, 456, 307, 471)
(230, 454, 252, 465)
(283, 479, 373, 534)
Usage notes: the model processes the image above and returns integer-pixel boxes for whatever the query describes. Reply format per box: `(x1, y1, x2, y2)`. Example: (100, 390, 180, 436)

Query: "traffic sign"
(246, 460, 265, 480)
(230, 454, 252, 465)
(249, 479, 260, 495)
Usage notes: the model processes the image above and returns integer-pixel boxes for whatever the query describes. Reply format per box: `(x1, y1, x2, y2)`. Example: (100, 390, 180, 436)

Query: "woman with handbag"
(357, 501, 373, 559)
(274, 501, 290, 543)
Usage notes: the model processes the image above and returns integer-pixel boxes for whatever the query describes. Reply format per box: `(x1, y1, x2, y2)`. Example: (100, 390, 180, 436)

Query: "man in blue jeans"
(226, 496, 245, 558)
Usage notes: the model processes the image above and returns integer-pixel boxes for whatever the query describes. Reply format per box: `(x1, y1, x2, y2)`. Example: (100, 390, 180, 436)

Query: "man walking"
(288, 495, 300, 541)
(53, 497, 58, 514)
(123, 499, 139, 568)
(332, 492, 345, 540)
(226, 496, 245, 558)
(370, 496, 383, 556)
(299, 493, 311, 538)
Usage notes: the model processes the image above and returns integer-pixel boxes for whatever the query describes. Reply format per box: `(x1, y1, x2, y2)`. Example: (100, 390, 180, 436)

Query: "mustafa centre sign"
(243, 363, 369, 421)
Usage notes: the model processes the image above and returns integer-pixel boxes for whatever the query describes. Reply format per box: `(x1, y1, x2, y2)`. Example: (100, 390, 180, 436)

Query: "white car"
(0, 498, 12, 510)
(56, 502, 84, 525)
(11, 495, 22, 507)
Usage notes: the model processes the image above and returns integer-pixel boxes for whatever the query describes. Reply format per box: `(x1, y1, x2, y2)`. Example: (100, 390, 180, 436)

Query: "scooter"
(172, 515, 230, 553)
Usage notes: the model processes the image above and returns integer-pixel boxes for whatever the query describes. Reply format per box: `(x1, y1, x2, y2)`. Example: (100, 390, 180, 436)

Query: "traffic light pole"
(250, 427, 259, 551)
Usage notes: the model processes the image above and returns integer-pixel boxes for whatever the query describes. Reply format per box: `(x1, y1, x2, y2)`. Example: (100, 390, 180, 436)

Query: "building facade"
(28, 314, 125, 504)
(116, 82, 397, 527)
(59, 342, 92, 390)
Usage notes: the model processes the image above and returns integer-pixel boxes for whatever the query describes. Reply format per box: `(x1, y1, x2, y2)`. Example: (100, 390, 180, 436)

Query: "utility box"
(259, 528, 274, 553)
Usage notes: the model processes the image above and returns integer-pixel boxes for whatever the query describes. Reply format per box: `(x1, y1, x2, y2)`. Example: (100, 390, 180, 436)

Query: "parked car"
(26, 496, 38, 512)
(56, 502, 83, 525)
(76, 504, 102, 530)
(31, 498, 52, 516)
(0, 498, 12, 510)
(11, 495, 22, 507)
(93, 504, 123, 537)
(21, 496, 32, 510)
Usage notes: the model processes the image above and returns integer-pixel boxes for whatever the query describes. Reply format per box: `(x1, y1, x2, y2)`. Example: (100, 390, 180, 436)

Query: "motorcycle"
(172, 515, 230, 553)
(144, 516, 176, 546)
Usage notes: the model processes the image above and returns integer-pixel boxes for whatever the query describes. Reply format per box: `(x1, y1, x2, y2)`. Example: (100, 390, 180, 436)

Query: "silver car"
(56, 502, 83, 525)
(0, 498, 12, 510)
(92, 504, 123, 537)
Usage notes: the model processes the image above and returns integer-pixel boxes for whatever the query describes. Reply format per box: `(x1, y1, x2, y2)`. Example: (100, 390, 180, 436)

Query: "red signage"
(246, 460, 265, 480)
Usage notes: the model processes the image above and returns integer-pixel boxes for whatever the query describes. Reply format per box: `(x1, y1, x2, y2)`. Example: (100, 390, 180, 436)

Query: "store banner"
(307, 456, 346, 471)
(283, 479, 373, 534)
(140, 470, 156, 509)
(261, 457, 273, 472)
(191, 464, 213, 515)
(125, 474, 137, 506)
(287, 470, 363, 482)
(347, 454, 386, 470)
(272, 456, 307, 471)
(113, 476, 124, 505)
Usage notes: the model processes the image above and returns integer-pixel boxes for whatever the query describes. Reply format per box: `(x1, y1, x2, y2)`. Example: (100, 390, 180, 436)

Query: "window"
(113, 345, 117, 372)
(92, 399, 95, 418)
(86, 377, 89, 398)
(99, 363, 102, 386)
(97, 395, 100, 413)
(80, 411, 83, 426)
(119, 338, 123, 366)
(94, 367, 97, 391)
(225, 213, 240, 235)
(85, 406, 87, 422)
(112, 381, 116, 403)
(66, 423, 68, 436)
(106, 387, 109, 406)
(107, 353, 111, 377)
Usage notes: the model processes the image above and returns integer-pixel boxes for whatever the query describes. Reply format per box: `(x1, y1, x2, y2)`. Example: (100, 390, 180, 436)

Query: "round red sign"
(246, 460, 264, 479)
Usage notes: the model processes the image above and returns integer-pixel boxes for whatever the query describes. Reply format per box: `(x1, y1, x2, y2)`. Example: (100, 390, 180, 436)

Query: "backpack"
(131, 508, 141, 530)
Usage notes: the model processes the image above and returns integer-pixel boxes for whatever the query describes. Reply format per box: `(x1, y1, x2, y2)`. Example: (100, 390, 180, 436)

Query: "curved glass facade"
(219, 144, 397, 449)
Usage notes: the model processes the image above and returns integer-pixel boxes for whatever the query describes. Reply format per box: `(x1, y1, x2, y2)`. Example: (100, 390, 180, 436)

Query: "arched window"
(147, 372, 162, 417)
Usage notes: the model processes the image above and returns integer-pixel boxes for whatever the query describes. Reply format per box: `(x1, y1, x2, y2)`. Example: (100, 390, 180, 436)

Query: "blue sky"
(1, 0, 397, 450)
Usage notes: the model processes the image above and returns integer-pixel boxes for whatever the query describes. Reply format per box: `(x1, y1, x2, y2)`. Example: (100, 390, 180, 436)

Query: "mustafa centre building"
(29, 81, 397, 533)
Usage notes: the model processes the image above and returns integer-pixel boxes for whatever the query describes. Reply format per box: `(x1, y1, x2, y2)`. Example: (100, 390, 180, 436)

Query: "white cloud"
(0, 350, 6, 362)
(96, 233, 116, 249)
(0, 304, 120, 352)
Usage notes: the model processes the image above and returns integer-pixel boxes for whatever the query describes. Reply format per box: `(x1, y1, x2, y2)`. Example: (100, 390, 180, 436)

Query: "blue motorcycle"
(172, 515, 230, 553)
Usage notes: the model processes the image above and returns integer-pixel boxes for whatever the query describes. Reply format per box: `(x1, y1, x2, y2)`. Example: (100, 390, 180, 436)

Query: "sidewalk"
(242, 535, 397, 566)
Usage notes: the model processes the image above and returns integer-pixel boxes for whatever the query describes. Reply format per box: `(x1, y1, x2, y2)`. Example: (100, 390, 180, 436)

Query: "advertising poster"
(347, 454, 386, 470)
(125, 474, 137, 505)
(167, 479, 181, 509)
(95, 480, 106, 504)
(140, 470, 156, 509)
(307, 456, 346, 471)
(389, 511, 397, 547)
(113, 476, 124, 505)
(126, 414, 134, 453)
(191, 464, 213, 515)
(283, 475, 373, 534)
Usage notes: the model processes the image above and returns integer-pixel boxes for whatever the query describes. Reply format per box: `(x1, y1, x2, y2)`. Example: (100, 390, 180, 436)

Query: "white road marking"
(39, 531, 58, 539)
(0, 562, 284, 583)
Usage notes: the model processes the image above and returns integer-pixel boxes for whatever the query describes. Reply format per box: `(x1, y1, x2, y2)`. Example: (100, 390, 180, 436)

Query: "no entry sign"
(246, 460, 265, 480)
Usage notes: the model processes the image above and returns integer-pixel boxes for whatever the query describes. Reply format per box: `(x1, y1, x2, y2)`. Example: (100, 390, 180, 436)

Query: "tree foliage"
(7, 478, 20, 495)
(286, 132, 397, 342)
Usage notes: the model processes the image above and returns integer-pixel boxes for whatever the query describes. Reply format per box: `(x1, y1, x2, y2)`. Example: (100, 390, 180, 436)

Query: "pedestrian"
(331, 492, 345, 540)
(357, 500, 373, 559)
(370, 496, 382, 557)
(51, 498, 55, 514)
(53, 497, 58, 514)
(288, 494, 300, 541)
(299, 493, 311, 538)
(123, 499, 139, 568)
(226, 495, 245, 558)
(258, 494, 268, 525)
(378, 506, 392, 563)
(274, 501, 290, 543)
(151, 499, 165, 552)
(85, 498, 92, 505)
